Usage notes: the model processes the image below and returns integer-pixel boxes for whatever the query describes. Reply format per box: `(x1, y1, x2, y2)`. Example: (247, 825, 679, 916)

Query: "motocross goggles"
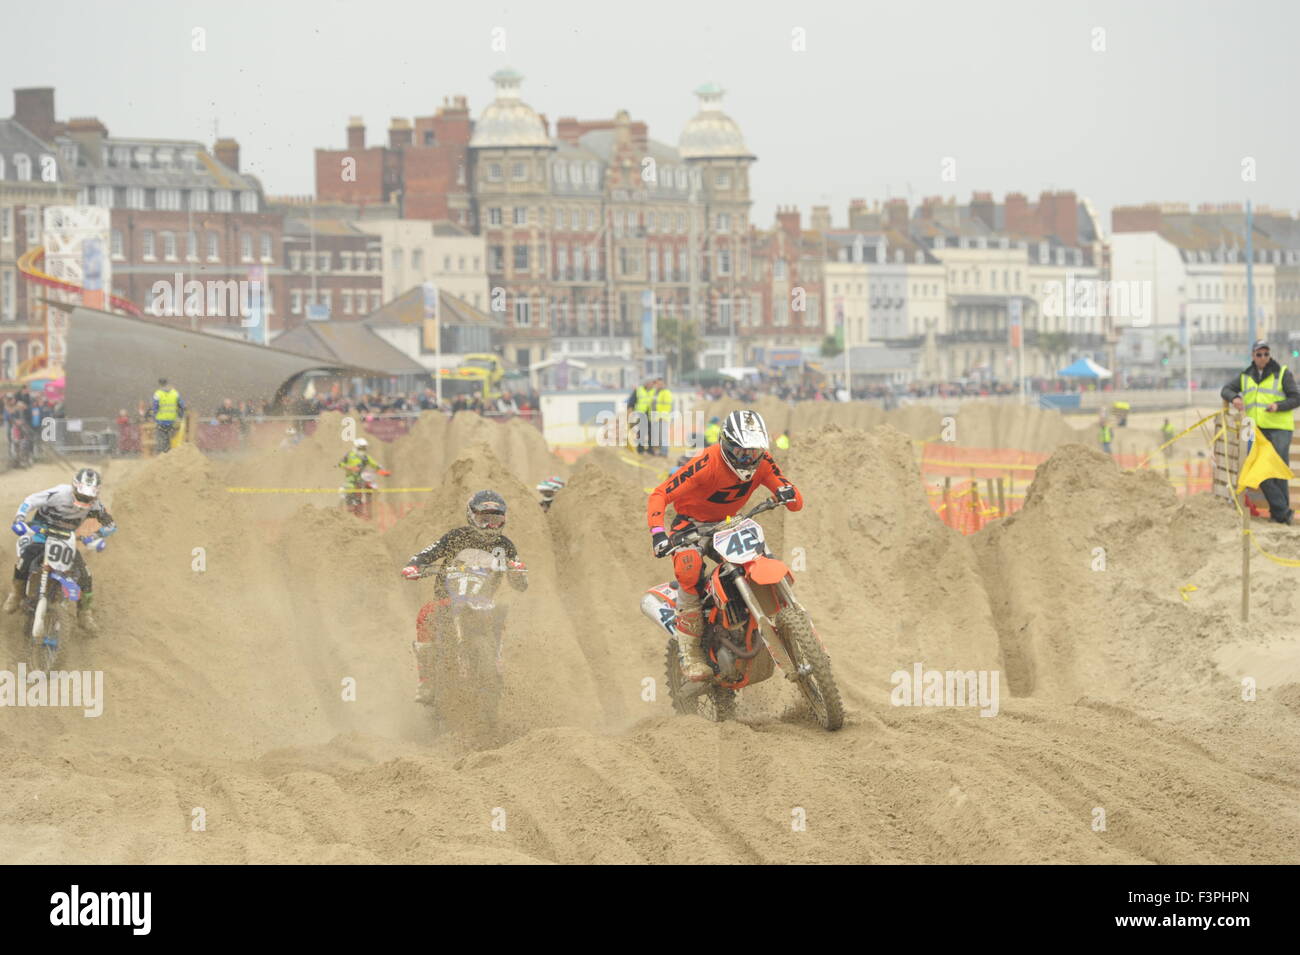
(470, 506, 506, 530)
(721, 438, 764, 468)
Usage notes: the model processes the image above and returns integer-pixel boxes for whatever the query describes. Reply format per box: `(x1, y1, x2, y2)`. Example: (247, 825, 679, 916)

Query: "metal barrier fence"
(10, 410, 543, 459)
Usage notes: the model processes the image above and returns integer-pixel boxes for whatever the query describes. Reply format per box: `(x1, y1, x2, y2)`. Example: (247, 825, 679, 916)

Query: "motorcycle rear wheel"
(775, 607, 844, 731)
(664, 638, 736, 722)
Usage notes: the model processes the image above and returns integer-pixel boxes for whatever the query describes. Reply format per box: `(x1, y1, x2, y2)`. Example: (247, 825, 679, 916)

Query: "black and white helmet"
(719, 410, 769, 481)
(73, 468, 102, 505)
(467, 489, 507, 533)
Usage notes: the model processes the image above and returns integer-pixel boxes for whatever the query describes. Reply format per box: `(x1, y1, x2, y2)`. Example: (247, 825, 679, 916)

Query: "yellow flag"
(1236, 434, 1294, 492)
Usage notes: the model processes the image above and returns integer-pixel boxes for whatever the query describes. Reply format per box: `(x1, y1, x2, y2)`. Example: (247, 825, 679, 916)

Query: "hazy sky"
(4, 0, 1296, 229)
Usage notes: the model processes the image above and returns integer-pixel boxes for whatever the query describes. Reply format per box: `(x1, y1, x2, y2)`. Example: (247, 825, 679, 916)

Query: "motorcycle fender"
(745, 556, 789, 586)
(731, 576, 796, 675)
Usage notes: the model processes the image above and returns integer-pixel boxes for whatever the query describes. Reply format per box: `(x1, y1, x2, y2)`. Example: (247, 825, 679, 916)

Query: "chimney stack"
(1004, 192, 1031, 234)
(347, 116, 365, 151)
(388, 118, 413, 149)
(885, 197, 909, 230)
(213, 137, 240, 172)
(14, 87, 58, 143)
(810, 205, 831, 232)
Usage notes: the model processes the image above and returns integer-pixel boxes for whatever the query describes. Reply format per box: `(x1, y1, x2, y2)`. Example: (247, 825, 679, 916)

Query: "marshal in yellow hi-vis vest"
(154, 387, 181, 422)
(634, 386, 653, 414)
(1240, 364, 1294, 430)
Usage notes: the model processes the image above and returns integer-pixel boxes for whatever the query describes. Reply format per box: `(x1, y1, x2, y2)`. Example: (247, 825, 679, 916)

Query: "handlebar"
(666, 497, 782, 555)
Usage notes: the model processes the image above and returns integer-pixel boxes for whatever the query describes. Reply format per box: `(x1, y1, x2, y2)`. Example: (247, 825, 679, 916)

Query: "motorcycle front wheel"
(774, 608, 844, 731)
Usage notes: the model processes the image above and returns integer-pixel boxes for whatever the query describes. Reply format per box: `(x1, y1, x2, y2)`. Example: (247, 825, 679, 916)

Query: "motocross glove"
(98, 525, 117, 538)
(776, 485, 797, 506)
(82, 536, 107, 553)
(400, 565, 422, 580)
(651, 528, 671, 558)
(11, 520, 28, 537)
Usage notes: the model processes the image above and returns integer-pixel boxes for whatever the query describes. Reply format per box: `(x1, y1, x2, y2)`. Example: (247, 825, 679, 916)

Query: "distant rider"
(646, 410, 803, 681)
(338, 438, 385, 500)
(399, 490, 528, 703)
(5, 468, 116, 634)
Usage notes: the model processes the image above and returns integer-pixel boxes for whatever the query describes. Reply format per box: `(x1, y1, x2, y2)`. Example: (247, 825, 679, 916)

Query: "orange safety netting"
(921, 443, 1213, 535)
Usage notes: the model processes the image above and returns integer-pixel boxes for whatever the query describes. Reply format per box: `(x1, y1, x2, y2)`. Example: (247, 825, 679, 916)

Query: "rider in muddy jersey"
(405, 525, 527, 600)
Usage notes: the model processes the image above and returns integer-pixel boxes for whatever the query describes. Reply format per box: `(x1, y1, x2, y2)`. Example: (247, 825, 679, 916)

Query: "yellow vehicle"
(460, 353, 505, 387)
(436, 366, 500, 402)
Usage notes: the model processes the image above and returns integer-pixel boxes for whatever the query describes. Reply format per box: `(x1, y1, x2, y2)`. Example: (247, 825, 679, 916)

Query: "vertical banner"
(1008, 297, 1022, 349)
(245, 264, 265, 344)
(81, 236, 105, 311)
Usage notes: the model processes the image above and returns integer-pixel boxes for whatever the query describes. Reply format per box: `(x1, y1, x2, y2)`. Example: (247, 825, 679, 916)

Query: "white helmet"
(353, 438, 369, 451)
(718, 410, 769, 481)
(73, 468, 101, 505)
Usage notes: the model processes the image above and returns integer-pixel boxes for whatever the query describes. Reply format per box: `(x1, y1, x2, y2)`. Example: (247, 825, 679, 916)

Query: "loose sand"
(0, 407, 1296, 864)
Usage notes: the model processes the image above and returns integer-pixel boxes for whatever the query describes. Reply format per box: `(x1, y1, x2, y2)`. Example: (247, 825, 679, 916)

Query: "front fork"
(31, 567, 51, 640)
(730, 575, 809, 680)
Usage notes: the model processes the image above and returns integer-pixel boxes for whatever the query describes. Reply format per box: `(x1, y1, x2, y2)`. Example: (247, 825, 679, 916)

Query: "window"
(676, 213, 685, 232)
(718, 249, 732, 275)
(488, 207, 504, 228)
(14, 154, 31, 181)
(162, 231, 177, 261)
(649, 250, 658, 282)
(1, 269, 14, 320)
(586, 209, 597, 230)
(774, 260, 787, 280)
(239, 192, 258, 213)
(513, 245, 529, 271)
(291, 290, 302, 315)
(1, 342, 16, 379)
(511, 162, 527, 181)
(513, 206, 527, 226)
(715, 171, 730, 188)
(490, 246, 504, 271)
(317, 252, 329, 271)
(260, 233, 272, 262)
(157, 189, 182, 211)
(487, 163, 503, 181)
(187, 231, 198, 260)
(240, 233, 253, 262)
(127, 187, 145, 209)
(214, 191, 232, 212)
(190, 190, 209, 212)
(94, 186, 113, 208)
(142, 230, 156, 259)
(0, 207, 9, 243)
(342, 290, 353, 315)
(392, 249, 403, 271)
(514, 299, 531, 326)
(340, 252, 352, 271)
(412, 249, 425, 271)
(207, 232, 220, 262)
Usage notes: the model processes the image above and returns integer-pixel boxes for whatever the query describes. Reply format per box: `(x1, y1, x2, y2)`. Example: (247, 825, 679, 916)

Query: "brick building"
(1, 89, 73, 380)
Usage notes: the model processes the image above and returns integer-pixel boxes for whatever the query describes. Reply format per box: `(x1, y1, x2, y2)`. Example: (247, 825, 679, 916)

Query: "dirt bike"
(341, 468, 390, 520)
(417, 549, 508, 736)
(641, 497, 844, 730)
(20, 527, 103, 671)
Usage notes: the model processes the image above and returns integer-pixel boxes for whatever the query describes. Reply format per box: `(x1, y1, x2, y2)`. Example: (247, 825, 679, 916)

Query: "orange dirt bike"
(640, 497, 844, 730)
(341, 468, 390, 520)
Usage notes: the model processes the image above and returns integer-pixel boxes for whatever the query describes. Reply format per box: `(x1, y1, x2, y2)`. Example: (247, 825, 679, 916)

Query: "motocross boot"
(673, 590, 712, 682)
(2, 575, 22, 614)
(412, 641, 436, 704)
(78, 592, 100, 636)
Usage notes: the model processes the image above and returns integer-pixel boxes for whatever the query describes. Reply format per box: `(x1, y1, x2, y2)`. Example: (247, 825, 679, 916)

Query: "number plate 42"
(713, 519, 764, 564)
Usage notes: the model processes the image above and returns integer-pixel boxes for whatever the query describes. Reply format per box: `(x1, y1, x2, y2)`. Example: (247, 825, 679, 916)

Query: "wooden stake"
(943, 477, 951, 528)
(997, 476, 1006, 517)
(1241, 490, 1251, 622)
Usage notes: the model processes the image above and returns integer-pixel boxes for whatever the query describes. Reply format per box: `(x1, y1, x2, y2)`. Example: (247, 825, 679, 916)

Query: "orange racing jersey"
(646, 443, 803, 530)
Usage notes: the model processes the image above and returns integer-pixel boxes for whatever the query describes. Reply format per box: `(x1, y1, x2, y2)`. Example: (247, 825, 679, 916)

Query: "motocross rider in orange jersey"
(646, 410, 803, 682)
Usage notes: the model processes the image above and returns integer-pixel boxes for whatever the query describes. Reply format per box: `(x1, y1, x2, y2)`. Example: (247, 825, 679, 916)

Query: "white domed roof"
(470, 68, 551, 148)
(678, 82, 751, 160)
